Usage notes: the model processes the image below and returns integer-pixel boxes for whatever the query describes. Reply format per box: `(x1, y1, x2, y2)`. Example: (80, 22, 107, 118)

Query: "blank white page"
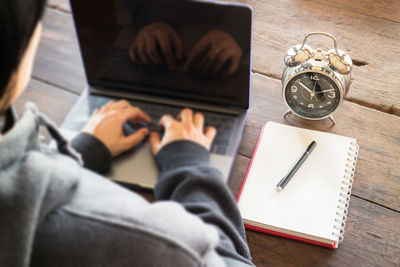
(238, 121, 357, 241)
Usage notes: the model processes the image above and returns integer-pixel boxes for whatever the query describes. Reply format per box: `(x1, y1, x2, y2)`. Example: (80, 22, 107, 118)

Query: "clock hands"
(296, 79, 334, 102)
(297, 81, 317, 101)
(312, 79, 317, 94)
(297, 81, 312, 93)
(311, 79, 320, 101)
(314, 88, 335, 94)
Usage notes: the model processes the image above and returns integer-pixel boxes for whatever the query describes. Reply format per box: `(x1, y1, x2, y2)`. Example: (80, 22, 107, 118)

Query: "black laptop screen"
(70, 0, 252, 108)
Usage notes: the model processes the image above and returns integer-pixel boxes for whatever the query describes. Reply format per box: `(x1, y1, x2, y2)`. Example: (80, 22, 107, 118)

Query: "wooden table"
(17, 0, 400, 266)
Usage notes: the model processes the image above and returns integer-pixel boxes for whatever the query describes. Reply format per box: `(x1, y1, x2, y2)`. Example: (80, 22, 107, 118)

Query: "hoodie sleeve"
(154, 140, 253, 266)
(70, 133, 112, 173)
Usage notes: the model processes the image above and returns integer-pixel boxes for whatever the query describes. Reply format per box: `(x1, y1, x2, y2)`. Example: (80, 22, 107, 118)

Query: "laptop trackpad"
(108, 143, 231, 189)
(108, 143, 158, 188)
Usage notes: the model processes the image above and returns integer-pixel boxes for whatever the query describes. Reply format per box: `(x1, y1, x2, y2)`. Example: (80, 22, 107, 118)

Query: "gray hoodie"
(0, 103, 253, 267)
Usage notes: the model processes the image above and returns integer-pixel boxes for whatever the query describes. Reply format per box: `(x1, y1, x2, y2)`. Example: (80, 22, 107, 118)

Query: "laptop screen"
(70, 0, 252, 108)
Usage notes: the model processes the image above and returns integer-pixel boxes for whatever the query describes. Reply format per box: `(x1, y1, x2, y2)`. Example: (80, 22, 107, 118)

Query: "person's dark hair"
(0, 0, 46, 112)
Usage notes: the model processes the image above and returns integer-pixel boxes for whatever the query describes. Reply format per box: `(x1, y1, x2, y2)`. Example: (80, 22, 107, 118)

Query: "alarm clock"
(282, 32, 352, 125)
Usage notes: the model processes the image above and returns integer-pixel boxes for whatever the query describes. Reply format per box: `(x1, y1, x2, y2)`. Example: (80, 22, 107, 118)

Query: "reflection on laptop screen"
(70, 0, 252, 108)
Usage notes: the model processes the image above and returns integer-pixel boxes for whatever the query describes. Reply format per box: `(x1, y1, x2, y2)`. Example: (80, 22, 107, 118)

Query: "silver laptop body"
(62, 0, 253, 189)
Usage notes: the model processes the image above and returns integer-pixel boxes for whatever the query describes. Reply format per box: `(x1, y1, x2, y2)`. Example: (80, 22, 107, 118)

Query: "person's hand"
(184, 29, 242, 77)
(83, 100, 151, 157)
(129, 21, 184, 71)
(149, 108, 217, 155)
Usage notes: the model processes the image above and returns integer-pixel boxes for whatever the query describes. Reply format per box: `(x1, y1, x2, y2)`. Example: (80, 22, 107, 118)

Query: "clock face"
(284, 72, 341, 119)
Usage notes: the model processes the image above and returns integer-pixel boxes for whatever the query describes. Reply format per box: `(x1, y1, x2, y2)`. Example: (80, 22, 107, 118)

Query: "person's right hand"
(83, 100, 151, 157)
(129, 21, 184, 71)
(149, 108, 217, 155)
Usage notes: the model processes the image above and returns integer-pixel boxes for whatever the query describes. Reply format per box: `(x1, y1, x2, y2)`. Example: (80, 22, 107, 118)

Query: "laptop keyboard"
(87, 95, 236, 155)
(126, 99, 236, 155)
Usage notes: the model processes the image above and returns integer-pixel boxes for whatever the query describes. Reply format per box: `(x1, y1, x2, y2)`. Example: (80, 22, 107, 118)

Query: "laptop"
(62, 0, 253, 189)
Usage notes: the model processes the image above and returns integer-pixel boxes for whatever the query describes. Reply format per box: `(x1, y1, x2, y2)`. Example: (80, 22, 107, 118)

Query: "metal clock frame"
(282, 59, 350, 125)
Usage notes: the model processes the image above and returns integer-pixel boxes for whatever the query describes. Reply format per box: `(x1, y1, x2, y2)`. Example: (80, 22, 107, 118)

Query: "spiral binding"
(332, 141, 359, 243)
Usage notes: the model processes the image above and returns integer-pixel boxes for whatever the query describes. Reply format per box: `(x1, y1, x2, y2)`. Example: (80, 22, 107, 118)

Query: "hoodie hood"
(0, 103, 79, 267)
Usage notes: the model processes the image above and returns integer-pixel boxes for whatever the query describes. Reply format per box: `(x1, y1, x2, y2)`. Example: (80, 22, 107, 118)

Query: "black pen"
(276, 140, 317, 192)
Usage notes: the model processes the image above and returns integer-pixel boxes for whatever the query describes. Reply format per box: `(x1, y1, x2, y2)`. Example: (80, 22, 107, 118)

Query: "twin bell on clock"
(282, 32, 353, 125)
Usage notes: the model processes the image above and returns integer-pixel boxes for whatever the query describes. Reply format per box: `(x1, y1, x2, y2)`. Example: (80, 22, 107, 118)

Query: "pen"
(276, 140, 317, 192)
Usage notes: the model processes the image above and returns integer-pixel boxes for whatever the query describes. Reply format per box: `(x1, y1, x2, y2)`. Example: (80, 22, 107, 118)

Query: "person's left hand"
(184, 30, 242, 77)
(83, 100, 151, 157)
(149, 108, 216, 155)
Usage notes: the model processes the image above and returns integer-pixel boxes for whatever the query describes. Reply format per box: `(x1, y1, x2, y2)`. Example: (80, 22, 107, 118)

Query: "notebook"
(236, 121, 359, 248)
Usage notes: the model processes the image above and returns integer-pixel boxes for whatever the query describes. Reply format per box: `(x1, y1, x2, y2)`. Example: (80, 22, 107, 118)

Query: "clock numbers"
(285, 72, 341, 119)
(328, 92, 336, 98)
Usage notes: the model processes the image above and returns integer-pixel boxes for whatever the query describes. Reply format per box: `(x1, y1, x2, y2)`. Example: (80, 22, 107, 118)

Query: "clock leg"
(328, 115, 336, 125)
(284, 110, 293, 118)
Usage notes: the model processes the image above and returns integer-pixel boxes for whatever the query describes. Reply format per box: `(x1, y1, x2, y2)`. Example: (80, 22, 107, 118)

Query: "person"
(0, 0, 254, 266)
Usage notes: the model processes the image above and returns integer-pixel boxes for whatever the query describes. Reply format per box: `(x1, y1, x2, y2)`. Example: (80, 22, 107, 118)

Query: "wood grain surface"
(16, 79, 78, 124)
(234, 0, 400, 116)
(18, 1, 400, 266)
(47, 0, 71, 13)
(33, 8, 85, 94)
